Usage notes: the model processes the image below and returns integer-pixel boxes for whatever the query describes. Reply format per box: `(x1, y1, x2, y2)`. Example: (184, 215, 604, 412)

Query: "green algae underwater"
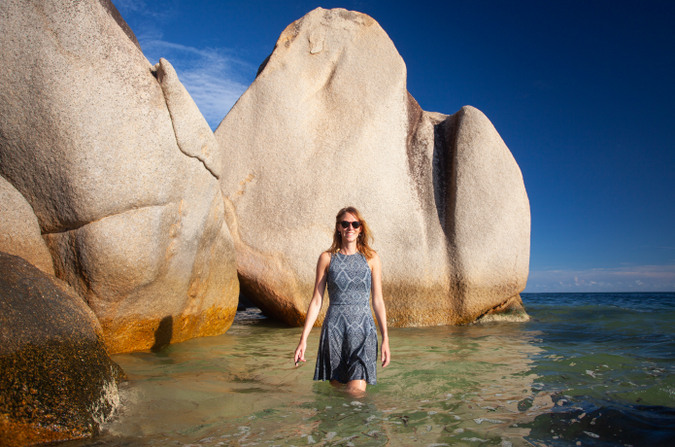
(61, 293, 675, 446)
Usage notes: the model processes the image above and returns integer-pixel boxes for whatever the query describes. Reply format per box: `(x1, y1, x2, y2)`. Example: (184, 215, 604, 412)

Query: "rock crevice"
(39, 202, 175, 236)
(154, 58, 222, 180)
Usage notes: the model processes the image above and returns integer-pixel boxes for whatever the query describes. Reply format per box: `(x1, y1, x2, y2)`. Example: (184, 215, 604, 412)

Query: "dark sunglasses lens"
(340, 221, 361, 229)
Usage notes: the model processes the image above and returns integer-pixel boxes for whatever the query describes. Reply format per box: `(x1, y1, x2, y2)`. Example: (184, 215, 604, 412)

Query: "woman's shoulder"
(363, 248, 379, 259)
(365, 250, 380, 266)
(315, 251, 333, 274)
(318, 250, 333, 265)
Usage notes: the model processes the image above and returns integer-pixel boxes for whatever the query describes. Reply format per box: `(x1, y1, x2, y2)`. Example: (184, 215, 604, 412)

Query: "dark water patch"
(524, 396, 675, 447)
(522, 293, 675, 411)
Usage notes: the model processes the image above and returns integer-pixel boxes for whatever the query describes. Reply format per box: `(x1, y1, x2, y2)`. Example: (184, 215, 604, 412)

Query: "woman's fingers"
(382, 347, 390, 367)
(294, 344, 306, 365)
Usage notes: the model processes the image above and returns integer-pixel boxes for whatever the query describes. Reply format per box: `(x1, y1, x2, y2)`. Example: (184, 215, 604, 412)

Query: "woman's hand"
(381, 338, 390, 367)
(294, 340, 307, 366)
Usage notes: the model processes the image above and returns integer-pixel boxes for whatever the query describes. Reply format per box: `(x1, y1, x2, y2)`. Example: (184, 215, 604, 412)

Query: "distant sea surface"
(519, 292, 675, 446)
(64, 292, 674, 446)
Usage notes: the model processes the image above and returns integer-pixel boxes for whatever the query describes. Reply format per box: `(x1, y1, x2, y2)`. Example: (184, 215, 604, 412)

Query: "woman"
(293, 206, 390, 396)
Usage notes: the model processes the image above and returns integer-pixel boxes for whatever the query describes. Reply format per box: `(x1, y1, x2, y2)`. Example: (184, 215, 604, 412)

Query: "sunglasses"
(340, 220, 361, 229)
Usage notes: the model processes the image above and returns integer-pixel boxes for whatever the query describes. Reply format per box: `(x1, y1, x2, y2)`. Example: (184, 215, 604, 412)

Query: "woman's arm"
(370, 253, 390, 367)
(293, 251, 331, 365)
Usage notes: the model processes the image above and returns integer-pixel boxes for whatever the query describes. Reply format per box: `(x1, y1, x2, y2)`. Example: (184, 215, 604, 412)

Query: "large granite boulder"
(0, 0, 239, 353)
(0, 252, 123, 445)
(214, 8, 530, 326)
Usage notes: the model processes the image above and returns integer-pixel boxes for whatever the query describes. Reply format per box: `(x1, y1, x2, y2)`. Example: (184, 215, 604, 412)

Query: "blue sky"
(115, 0, 675, 293)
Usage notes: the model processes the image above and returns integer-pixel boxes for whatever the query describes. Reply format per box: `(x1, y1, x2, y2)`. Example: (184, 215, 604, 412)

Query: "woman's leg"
(345, 380, 366, 397)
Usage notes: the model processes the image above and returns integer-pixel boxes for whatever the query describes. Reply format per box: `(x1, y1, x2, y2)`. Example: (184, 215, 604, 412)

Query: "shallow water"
(64, 293, 674, 446)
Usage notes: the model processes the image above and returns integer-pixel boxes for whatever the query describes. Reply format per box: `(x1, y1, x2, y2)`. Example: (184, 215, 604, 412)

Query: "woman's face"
(338, 212, 361, 244)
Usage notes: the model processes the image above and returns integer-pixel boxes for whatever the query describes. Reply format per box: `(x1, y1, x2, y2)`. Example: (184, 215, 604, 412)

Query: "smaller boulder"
(0, 176, 54, 275)
(0, 252, 123, 445)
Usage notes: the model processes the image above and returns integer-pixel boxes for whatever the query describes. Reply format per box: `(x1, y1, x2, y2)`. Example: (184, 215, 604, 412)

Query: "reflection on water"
(62, 293, 675, 446)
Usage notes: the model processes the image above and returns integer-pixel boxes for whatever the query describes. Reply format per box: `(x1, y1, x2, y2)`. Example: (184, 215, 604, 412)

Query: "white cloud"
(114, 0, 177, 21)
(139, 38, 253, 129)
(113, 1, 253, 129)
(525, 265, 675, 293)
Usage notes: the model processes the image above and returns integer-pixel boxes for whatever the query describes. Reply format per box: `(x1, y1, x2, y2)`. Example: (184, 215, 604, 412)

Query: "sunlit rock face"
(0, 0, 239, 353)
(214, 7, 530, 326)
(0, 252, 123, 445)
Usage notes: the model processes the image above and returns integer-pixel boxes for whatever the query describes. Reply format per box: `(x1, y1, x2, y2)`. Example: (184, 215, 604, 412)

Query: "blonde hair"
(327, 206, 375, 259)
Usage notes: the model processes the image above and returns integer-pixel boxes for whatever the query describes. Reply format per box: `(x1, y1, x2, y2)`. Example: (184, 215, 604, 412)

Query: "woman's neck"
(340, 242, 358, 255)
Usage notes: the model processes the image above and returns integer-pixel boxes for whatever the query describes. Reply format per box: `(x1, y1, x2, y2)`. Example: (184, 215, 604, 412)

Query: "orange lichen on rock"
(101, 304, 238, 354)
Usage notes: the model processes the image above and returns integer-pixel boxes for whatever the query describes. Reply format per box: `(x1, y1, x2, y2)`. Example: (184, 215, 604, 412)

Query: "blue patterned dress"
(314, 252, 378, 384)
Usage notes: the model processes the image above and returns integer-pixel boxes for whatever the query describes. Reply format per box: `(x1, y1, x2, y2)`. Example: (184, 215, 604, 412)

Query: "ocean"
(64, 292, 675, 446)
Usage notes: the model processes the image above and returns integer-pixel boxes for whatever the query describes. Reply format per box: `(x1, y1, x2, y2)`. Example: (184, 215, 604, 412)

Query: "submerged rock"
(0, 252, 123, 445)
(215, 8, 530, 326)
(0, 0, 239, 352)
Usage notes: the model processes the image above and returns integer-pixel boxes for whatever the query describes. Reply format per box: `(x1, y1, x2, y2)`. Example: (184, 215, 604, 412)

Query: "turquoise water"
(64, 293, 674, 446)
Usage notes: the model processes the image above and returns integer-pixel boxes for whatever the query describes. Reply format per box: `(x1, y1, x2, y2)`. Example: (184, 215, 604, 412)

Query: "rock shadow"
(151, 316, 173, 352)
(432, 113, 459, 238)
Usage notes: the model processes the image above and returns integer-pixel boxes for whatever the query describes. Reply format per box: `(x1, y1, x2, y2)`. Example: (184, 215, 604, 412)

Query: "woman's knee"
(346, 380, 367, 393)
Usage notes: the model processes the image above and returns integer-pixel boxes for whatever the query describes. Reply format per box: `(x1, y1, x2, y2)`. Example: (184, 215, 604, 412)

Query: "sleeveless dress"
(314, 252, 378, 384)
